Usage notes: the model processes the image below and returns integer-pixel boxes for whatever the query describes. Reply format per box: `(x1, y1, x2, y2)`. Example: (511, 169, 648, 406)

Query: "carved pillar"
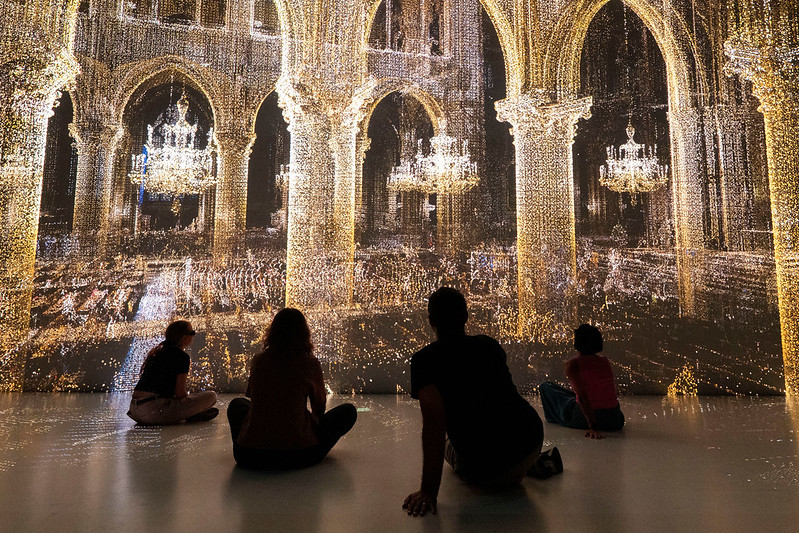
(727, 33, 799, 393)
(496, 94, 592, 339)
(668, 106, 706, 318)
(278, 77, 375, 309)
(354, 132, 371, 231)
(278, 81, 337, 309)
(70, 120, 124, 256)
(0, 50, 78, 337)
(213, 130, 255, 258)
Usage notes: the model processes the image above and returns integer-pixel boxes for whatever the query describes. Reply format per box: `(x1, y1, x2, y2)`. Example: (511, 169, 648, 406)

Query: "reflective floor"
(1, 394, 798, 532)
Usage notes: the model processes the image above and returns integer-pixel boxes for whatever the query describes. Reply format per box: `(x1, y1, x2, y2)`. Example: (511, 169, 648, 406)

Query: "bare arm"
(565, 360, 603, 439)
(403, 385, 446, 516)
(174, 373, 189, 399)
(310, 360, 327, 419)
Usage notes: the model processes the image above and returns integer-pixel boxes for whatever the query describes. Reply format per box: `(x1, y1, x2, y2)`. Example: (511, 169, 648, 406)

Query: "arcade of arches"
(1, 0, 797, 395)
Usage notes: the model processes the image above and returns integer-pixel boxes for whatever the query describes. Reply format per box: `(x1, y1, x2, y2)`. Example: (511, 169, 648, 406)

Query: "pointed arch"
(544, 0, 706, 108)
(360, 79, 446, 136)
(111, 56, 224, 128)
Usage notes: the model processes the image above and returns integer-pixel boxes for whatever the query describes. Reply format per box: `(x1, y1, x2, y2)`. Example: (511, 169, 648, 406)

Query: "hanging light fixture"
(600, 119, 668, 200)
(129, 90, 217, 196)
(388, 133, 478, 194)
(598, 3, 668, 203)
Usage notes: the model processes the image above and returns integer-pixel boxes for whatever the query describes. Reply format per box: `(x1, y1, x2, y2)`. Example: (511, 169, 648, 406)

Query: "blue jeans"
(539, 381, 624, 431)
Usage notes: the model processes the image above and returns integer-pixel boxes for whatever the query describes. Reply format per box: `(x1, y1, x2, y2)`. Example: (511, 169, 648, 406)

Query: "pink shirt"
(237, 351, 326, 450)
(567, 354, 619, 410)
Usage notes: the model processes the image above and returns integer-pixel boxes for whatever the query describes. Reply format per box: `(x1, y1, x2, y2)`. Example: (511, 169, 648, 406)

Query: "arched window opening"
(38, 91, 77, 253)
(253, 0, 279, 35)
(200, 0, 225, 27)
(247, 92, 290, 233)
(360, 92, 435, 248)
(574, 0, 671, 250)
(122, 74, 215, 253)
(481, 6, 513, 244)
(368, 0, 403, 51)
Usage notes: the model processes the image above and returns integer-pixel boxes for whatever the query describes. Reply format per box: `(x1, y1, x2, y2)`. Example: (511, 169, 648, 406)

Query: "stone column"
(727, 35, 799, 393)
(212, 130, 255, 259)
(668, 106, 707, 318)
(354, 132, 371, 235)
(278, 82, 337, 309)
(70, 121, 124, 256)
(496, 94, 592, 339)
(0, 52, 78, 338)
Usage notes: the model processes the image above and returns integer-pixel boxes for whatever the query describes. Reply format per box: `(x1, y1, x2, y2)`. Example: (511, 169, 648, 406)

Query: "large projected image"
(1, 0, 795, 395)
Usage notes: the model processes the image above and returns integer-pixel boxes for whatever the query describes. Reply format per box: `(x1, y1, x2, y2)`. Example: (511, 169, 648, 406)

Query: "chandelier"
(599, 121, 668, 202)
(388, 133, 478, 194)
(129, 92, 217, 196)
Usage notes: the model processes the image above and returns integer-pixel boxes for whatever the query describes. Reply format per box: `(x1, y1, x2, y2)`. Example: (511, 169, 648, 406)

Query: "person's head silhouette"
(264, 308, 313, 357)
(574, 324, 603, 354)
(428, 287, 468, 338)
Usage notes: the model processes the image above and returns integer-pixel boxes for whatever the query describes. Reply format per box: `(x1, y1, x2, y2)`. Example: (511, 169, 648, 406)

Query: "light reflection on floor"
(0, 394, 797, 532)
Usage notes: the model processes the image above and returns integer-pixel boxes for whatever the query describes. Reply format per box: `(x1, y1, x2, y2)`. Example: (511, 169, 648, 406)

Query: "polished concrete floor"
(1, 393, 798, 532)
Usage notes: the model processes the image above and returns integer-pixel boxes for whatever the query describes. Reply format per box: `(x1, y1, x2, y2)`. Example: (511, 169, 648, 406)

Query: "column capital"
(495, 93, 592, 139)
(1, 42, 79, 112)
(276, 74, 378, 136)
(68, 121, 124, 147)
(214, 130, 256, 158)
(725, 39, 799, 114)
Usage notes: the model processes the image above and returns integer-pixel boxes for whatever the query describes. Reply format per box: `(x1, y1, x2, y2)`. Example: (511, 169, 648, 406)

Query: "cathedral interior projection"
(1, 0, 797, 394)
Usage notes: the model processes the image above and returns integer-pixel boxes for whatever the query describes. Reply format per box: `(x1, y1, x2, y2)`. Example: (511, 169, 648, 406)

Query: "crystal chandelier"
(388, 134, 478, 194)
(599, 120, 668, 201)
(129, 92, 217, 196)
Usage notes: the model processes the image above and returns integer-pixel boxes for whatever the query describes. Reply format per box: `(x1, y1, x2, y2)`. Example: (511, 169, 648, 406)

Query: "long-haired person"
(127, 320, 218, 425)
(227, 308, 357, 469)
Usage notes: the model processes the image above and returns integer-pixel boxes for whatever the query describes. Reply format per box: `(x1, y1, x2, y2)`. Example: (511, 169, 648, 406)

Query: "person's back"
(411, 334, 540, 480)
(226, 308, 356, 470)
(238, 350, 325, 450)
(567, 353, 618, 410)
(404, 288, 558, 518)
(539, 324, 624, 437)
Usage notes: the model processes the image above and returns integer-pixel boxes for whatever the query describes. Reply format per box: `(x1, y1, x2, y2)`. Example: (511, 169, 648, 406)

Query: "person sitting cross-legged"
(227, 308, 357, 470)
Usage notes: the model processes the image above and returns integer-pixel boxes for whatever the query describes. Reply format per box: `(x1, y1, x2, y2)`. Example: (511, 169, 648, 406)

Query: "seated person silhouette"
(227, 308, 357, 469)
(403, 287, 561, 517)
(127, 320, 218, 425)
(539, 324, 625, 439)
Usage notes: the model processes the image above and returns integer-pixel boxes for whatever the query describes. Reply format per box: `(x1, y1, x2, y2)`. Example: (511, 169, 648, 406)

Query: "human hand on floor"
(585, 429, 605, 439)
(403, 490, 437, 517)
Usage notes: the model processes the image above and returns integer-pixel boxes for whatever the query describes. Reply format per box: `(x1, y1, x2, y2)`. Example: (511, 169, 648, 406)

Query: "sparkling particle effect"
(0, 1, 797, 394)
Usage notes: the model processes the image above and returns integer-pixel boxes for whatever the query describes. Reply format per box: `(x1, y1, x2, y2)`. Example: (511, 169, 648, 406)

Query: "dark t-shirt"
(134, 344, 190, 397)
(237, 351, 326, 450)
(411, 334, 542, 480)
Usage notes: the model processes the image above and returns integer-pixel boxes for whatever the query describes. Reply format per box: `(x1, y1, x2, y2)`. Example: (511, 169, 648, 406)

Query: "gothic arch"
(360, 79, 445, 136)
(543, 0, 705, 109)
(361, 0, 522, 96)
(111, 56, 224, 128)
